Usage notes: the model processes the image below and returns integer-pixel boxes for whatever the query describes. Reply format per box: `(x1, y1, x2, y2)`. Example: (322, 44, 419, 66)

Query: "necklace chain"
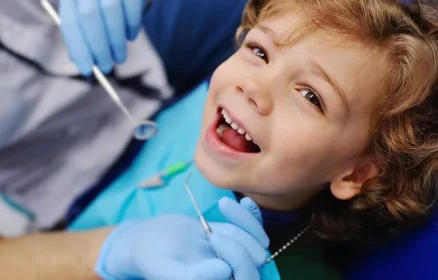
(265, 225, 310, 263)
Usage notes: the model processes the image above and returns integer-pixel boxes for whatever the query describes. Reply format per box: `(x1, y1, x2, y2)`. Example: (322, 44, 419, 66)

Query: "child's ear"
(330, 160, 378, 200)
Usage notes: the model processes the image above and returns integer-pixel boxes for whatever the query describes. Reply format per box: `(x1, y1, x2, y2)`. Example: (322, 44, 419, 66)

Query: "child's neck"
(242, 191, 314, 212)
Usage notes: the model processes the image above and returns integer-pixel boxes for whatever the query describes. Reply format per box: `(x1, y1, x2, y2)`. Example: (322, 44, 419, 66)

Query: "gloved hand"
(59, 0, 149, 76)
(95, 197, 269, 280)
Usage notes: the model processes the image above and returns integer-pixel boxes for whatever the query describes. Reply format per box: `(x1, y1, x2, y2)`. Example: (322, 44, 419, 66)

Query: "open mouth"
(215, 107, 261, 154)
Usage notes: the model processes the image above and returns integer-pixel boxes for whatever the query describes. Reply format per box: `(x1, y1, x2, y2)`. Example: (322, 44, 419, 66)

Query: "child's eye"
(299, 88, 325, 113)
(245, 42, 269, 63)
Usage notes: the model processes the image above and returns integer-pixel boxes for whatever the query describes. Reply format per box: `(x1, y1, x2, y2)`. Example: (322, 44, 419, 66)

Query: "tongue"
(221, 128, 253, 153)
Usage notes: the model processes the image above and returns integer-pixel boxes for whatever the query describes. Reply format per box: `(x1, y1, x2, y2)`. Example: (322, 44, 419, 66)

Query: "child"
(70, 0, 438, 279)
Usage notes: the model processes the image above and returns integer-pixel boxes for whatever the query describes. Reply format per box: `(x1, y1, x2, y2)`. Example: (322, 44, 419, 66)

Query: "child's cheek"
(209, 62, 231, 91)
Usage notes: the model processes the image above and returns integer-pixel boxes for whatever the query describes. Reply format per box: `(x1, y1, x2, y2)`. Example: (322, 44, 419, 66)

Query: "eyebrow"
(254, 25, 281, 46)
(312, 63, 349, 112)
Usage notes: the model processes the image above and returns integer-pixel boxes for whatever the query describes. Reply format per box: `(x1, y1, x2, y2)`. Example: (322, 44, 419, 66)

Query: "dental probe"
(184, 172, 235, 280)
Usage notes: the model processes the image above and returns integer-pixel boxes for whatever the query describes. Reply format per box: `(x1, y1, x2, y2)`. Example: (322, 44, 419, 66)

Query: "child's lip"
(204, 110, 258, 159)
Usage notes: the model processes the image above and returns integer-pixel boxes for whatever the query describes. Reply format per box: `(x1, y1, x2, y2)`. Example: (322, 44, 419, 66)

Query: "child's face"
(195, 14, 386, 209)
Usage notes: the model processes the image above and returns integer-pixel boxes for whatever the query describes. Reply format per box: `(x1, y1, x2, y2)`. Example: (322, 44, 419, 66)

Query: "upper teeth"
(221, 109, 253, 142)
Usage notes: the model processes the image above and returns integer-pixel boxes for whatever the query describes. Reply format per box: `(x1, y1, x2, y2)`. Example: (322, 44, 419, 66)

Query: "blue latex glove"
(59, 0, 148, 76)
(96, 197, 270, 280)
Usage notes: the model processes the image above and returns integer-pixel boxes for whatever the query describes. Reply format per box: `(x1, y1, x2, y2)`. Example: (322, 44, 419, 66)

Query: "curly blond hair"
(239, 0, 438, 242)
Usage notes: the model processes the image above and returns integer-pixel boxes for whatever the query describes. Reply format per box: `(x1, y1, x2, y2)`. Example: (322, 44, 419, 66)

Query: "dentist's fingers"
(189, 259, 233, 280)
(59, 0, 93, 76)
(219, 197, 269, 249)
(100, 0, 127, 63)
(210, 233, 261, 280)
(240, 197, 263, 225)
(122, 0, 146, 40)
(145, 259, 231, 280)
(76, 0, 114, 73)
(210, 223, 267, 266)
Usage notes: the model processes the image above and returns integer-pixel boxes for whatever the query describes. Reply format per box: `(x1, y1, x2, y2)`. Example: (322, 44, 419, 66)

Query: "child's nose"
(237, 77, 273, 116)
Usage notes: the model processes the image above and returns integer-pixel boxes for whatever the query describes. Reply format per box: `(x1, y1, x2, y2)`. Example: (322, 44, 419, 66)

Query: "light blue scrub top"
(69, 82, 281, 279)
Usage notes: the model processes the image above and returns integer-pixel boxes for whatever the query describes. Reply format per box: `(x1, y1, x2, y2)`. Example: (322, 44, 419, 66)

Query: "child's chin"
(195, 155, 235, 189)
(195, 144, 254, 193)
(197, 163, 229, 187)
